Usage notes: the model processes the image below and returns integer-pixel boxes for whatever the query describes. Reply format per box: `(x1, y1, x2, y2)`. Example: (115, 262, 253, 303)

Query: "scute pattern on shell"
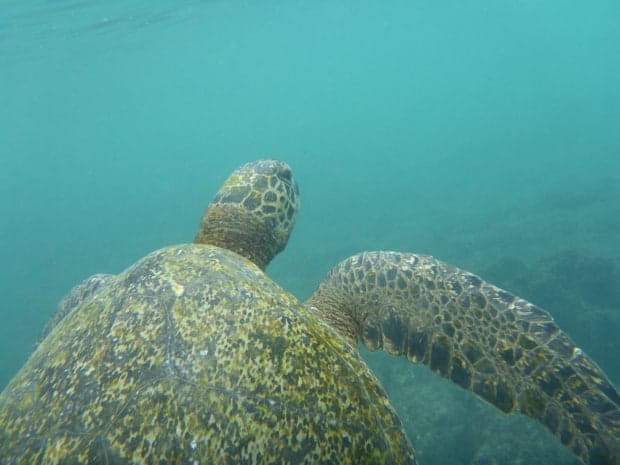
(0, 244, 416, 465)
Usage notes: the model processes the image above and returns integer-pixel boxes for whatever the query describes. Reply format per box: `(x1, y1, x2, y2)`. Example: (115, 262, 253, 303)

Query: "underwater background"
(1, 0, 619, 463)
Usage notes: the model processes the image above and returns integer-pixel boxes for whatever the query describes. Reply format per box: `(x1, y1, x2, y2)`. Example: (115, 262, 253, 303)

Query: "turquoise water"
(1, 1, 619, 463)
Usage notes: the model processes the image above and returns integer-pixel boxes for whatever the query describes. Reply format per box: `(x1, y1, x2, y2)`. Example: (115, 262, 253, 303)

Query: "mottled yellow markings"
(171, 281, 184, 297)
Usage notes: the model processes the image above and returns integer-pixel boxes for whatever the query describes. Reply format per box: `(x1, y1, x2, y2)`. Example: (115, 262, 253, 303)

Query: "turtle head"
(194, 159, 300, 270)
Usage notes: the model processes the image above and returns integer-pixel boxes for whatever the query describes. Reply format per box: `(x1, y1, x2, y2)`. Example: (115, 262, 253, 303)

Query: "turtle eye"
(278, 167, 292, 183)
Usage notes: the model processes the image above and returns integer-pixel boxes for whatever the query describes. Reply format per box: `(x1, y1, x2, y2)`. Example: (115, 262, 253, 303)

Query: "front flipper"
(33, 273, 116, 353)
(306, 251, 619, 465)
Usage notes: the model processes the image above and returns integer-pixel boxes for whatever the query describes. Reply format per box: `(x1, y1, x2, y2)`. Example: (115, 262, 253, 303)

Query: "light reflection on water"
(0, 0, 202, 63)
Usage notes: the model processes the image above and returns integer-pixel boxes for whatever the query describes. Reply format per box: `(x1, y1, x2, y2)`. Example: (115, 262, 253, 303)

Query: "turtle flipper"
(34, 273, 116, 352)
(306, 251, 620, 465)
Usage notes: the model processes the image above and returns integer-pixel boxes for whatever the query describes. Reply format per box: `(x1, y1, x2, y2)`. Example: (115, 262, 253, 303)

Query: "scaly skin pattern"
(4, 157, 618, 465)
(195, 159, 300, 270)
(307, 251, 620, 465)
(0, 245, 415, 465)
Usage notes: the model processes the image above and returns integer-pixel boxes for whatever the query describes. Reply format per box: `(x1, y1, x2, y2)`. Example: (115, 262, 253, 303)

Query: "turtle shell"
(0, 243, 416, 465)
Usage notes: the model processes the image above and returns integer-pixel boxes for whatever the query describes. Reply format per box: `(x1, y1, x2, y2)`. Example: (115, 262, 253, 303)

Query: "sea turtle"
(0, 159, 618, 465)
